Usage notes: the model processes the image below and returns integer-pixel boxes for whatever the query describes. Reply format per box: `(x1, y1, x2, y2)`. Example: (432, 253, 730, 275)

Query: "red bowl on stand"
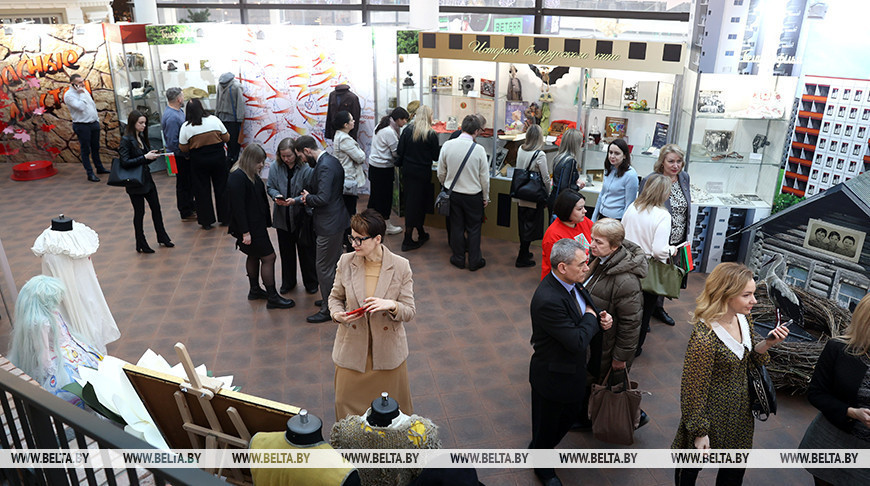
(10, 160, 58, 181)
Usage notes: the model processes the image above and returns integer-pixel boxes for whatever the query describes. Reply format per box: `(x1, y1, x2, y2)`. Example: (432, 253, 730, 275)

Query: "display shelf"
(583, 105, 671, 117)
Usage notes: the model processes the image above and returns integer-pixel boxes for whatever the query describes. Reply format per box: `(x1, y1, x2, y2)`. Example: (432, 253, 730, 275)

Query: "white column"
(64, 6, 85, 24)
(409, 0, 438, 30)
(133, 0, 159, 24)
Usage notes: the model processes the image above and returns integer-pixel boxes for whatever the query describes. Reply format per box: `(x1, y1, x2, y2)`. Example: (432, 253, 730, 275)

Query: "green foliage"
(397, 30, 419, 55)
(772, 192, 804, 214)
(179, 9, 211, 23)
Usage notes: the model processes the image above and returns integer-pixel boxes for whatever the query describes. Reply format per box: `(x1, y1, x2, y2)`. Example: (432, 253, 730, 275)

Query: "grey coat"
(266, 159, 313, 233)
(215, 73, 245, 123)
(584, 239, 648, 382)
(639, 170, 691, 243)
(305, 152, 350, 236)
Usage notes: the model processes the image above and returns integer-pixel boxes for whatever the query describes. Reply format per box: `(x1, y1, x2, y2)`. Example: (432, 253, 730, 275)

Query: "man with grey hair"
(161, 87, 196, 221)
(529, 238, 611, 486)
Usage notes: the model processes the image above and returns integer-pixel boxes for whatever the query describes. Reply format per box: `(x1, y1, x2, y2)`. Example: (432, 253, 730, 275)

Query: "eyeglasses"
(347, 235, 374, 246)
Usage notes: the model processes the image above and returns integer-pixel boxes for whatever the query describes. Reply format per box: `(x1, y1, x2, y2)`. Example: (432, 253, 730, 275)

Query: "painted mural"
(0, 25, 120, 164)
(236, 25, 376, 158)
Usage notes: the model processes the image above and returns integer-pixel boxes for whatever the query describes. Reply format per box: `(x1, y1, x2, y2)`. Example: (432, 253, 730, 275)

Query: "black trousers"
(276, 227, 318, 291)
(674, 467, 746, 486)
(174, 151, 195, 218)
(190, 148, 228, 226)
(129, 185, 170, 245)
(367, 166, 395, 220)
(343, 194, 358, 218)
(403, 175, 429, 232)
(72, 121, 105, 176)
(448, 192, 484, 267)
(637, 290, 659, 351)
(224, 121, 242, 166)
(530, 388, 578, 480)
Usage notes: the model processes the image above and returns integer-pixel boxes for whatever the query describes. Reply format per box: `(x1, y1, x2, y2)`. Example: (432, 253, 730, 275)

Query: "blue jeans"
(72, 121, 105, 176)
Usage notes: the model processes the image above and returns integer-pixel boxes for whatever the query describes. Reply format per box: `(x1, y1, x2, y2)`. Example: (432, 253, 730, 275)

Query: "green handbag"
(640, 256, 686, 299)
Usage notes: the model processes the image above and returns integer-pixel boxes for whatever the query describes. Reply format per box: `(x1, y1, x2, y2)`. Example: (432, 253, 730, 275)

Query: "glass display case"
(103, 23, 165, 169)
(678, 70, 798, 207)
(578, 68, 680, 190)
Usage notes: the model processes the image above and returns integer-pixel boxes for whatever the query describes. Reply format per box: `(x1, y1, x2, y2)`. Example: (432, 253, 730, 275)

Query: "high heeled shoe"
(136, 244, 155, 254)
(159, 241, 175, 248)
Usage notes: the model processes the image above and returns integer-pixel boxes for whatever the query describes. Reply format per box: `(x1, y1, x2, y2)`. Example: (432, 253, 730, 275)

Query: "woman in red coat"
(540, 189, 592, 279)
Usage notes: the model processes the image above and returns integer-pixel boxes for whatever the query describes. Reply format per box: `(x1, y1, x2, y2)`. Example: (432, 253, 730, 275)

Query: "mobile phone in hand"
(346, 306, 366, 316)
(275, 195, 287, 201)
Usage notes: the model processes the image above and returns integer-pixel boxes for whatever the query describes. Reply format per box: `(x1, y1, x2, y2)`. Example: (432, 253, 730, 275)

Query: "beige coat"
(329, 245, 416, 373)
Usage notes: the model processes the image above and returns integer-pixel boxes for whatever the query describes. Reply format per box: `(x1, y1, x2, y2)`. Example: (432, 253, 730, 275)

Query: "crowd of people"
(64, 75, 868, 486)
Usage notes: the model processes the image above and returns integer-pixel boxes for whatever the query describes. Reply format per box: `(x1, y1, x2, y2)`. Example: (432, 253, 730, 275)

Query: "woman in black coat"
(119, 110, 173, 253)
(800, 293, 870, 485)
(226, 144, 294, 309)
(396, 104, 440, 251)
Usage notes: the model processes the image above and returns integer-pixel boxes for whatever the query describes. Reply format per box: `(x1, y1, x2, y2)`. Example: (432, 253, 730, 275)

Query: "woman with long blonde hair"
(396, 104, 440, 251)
(801, 293, 870, 485)
(639, 143, 691, 327)
(622, 173, 678, 356)
(673, 262, 788, 486)
(226, 144, 294, 309)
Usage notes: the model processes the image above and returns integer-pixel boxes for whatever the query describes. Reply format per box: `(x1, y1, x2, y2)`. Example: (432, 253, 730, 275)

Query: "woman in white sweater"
(367, 107, 410, 235)
(513, 124, 551, 267)
(622, 173, 678, 357)
(332, 110, 367, 220)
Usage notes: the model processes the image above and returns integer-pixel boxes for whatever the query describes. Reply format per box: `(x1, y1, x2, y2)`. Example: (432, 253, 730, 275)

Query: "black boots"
(266, 285, 295, 309)
(402, 232, 422, 252)
(248, 287, 268, 300)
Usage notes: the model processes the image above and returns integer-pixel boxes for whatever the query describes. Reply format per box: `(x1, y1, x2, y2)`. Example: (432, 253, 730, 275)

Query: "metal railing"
(0, 368, 225, 486)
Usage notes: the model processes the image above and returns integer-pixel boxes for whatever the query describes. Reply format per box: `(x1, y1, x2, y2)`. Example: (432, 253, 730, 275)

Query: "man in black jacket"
(297, 135, 350, 323)
(529, 238, 611, 486)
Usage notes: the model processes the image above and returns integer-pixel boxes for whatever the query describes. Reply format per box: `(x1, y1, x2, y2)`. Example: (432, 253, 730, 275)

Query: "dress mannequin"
(31, 215, 119, 353)
(367, 392, 400, 427)
(249, 409, 360, 486)
(332, 393, 441, 486)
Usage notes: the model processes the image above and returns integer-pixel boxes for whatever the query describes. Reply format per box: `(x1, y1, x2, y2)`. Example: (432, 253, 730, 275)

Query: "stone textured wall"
(0, 24, 120, 164)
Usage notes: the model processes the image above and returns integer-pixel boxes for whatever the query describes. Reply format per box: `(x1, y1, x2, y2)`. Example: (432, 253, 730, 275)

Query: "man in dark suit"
(529, 238, 611, 486)
(297, 135, 350, 323)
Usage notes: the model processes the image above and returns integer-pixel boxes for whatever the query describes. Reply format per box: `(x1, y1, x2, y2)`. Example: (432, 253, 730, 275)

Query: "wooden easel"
(172, 343, 252, 485)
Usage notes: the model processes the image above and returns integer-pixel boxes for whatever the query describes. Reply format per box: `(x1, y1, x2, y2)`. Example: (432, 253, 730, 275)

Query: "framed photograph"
(604, 116, 628, 140)
(702, 129, 734, 155)
(803, 218, 865, 263)
(480, 78, 495, 97)
(430, 75, 453, 92)
(698, 90, 725, 113)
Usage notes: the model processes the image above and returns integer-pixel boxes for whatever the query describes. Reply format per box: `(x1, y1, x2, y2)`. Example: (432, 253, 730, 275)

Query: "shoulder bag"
(106, 157, 145, 188)
(434, 142, 476, 217)
(588, 369, 646, 446)
(510, 150, 548, 203)
(547, 153, 576, 210)
(747, 314, 777, 421)
(639, 255, 685, 299)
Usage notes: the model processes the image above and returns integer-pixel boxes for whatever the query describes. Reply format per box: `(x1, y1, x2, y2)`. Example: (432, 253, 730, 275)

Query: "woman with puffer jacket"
(580, 217, 649, 428)
(584, 218, 647, 382)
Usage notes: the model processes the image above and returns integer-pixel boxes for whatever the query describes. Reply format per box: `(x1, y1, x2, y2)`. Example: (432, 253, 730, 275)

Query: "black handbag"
(107, 157, 145, 188)
(748, 361, 777, 421)
(510, 150, 548, 204)
(435, 142, 476, 217)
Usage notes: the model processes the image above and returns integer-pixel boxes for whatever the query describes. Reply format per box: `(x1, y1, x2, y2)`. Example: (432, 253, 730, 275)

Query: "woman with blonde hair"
(226, 144, 294, 309)
(800, 293, 870, 485)
(396, 104, 440, 251)
(639, 143, 691, 327)
(547, 128, 585, 220)
(673, 262, 789, 486)
(513, 124, 551, 267)
(622, 173, 678, 356)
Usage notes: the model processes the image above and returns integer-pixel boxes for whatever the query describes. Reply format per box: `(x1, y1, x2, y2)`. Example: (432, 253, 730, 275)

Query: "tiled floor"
(0, 163, 817, 485)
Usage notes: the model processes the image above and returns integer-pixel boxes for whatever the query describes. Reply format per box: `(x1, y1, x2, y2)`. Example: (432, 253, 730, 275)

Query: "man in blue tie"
(528, 238, 612, 485)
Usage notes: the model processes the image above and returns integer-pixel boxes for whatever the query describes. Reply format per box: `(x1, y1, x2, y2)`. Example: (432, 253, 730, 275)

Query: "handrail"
(0, 368, 225, 486)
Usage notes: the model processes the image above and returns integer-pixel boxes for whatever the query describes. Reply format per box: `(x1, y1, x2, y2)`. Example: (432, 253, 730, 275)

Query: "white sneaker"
(386, 222, 403, 235)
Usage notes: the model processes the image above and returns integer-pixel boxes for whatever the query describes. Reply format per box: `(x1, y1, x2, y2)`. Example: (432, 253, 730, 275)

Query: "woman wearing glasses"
(329, 209, 416, 420)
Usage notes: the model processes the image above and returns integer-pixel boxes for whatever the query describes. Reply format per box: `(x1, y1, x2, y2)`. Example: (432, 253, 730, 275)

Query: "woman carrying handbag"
(512, 124, 551, 268)
(118, 110, 173, 253)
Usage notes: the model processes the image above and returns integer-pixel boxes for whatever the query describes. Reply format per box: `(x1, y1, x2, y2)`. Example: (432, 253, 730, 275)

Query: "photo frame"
(480, 78, 495, 97)
(702, 129, 734, 155)
(505, 100, 528, 130)
(803, 218, 865, 263)
(604, 116, 628, 140)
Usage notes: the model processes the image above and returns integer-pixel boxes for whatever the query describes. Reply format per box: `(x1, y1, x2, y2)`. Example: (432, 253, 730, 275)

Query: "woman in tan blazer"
(329, 209, 416, 420)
